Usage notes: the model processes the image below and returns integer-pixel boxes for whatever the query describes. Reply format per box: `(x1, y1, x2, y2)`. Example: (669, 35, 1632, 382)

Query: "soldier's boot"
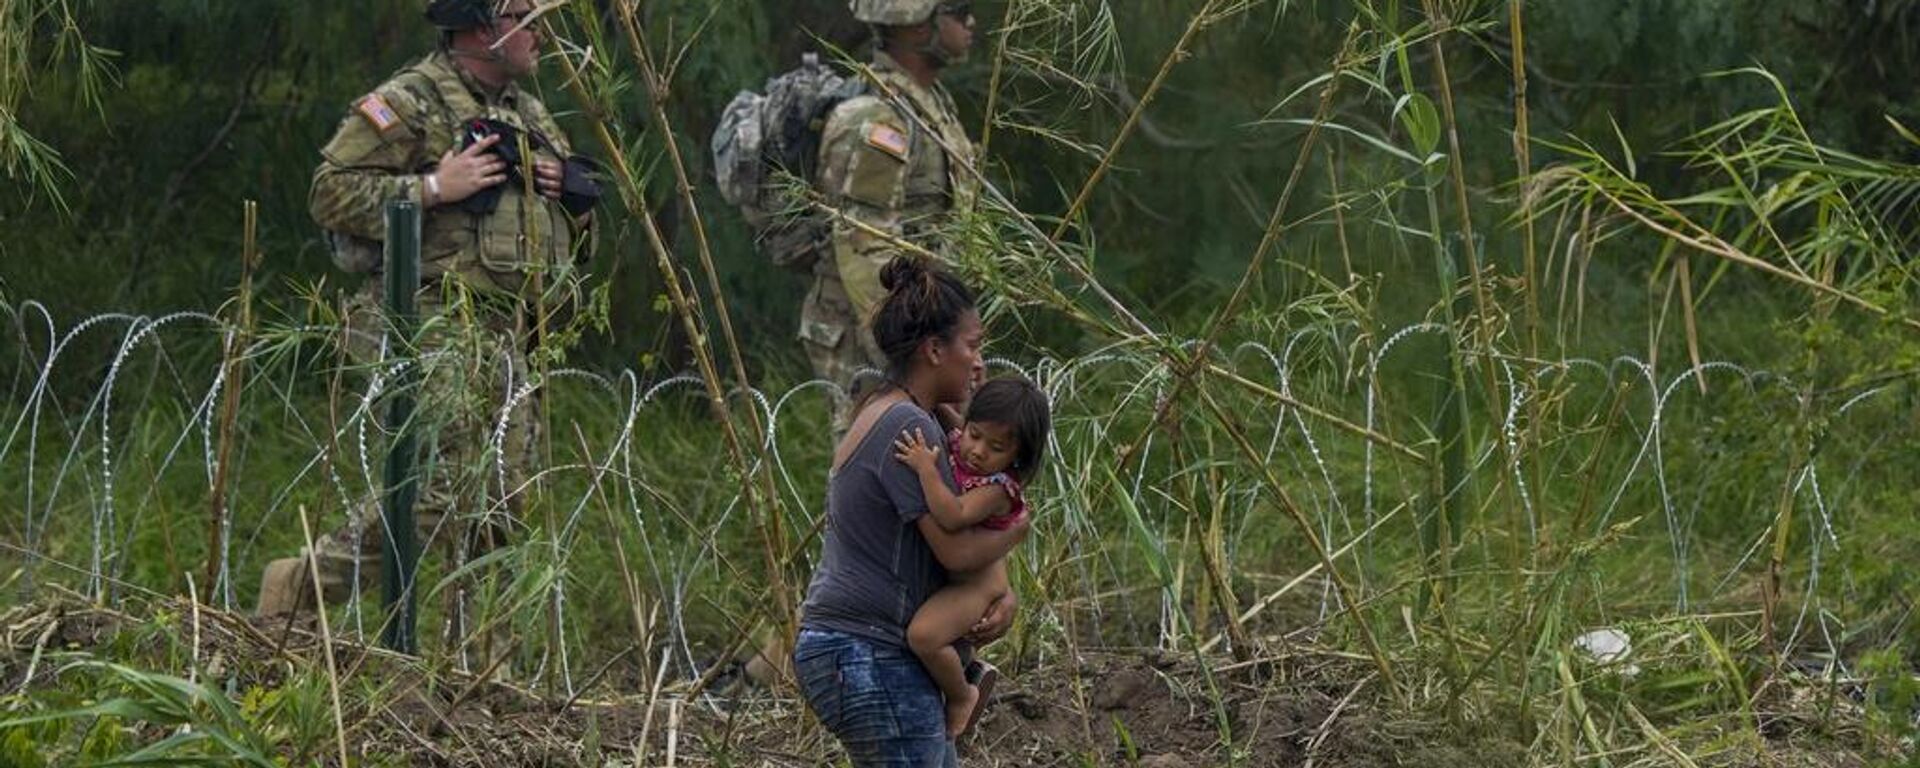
(255, 557, 315, 617)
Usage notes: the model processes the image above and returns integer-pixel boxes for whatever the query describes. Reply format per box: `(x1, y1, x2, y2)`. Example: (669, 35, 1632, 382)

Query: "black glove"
(455, 118, 524, 215)
(558, 155, 602, 218)
(456, 118, 599, 218)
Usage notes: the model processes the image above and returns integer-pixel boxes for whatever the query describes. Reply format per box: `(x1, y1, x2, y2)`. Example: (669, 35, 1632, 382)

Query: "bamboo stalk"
(976, 0, 1018, 154)
(1199, 503, 1407, 655)
(184, 572, 202, 686)
(1507, 0, 1553, 602)
(573, 423, 654, 660)
(839, 20, 1428, 480)
(1112, 22, 1359, 477)
(610, 0, 797, 648)
(544, 14, 789, 636)
(1046, 0, 1227, 245)
(1417, 11, 1519, 681)
(1556, 653, 1611, 765)
(1592, 186, 1920, 332)
(206, 200, 258, 590)
(297, 505, 352, 768)
(1179, 433, 1255, 662)
(1424, 0, 1513, 521)
(634, 649, 670, 766)
(1422, 0, 1496, 349)
(1196, 380, 1402, 703)
(1508, 0, 1540, 361)
(1761, 392, 1811, 654)
(1327, 146, 1356, 282)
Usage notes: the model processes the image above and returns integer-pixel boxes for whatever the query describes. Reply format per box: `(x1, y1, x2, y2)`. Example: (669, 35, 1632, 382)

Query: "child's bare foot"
(944, 683, 979, 738)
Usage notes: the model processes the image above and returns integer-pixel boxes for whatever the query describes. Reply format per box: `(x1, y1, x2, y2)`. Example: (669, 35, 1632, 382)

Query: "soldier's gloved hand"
(534, 158, 564, 201)
(430, 133, 507, 206)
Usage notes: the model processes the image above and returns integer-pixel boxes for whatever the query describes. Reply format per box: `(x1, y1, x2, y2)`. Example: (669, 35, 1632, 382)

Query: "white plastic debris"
(1573, 628, 1631, 662)
(1573, 628, 1640, 676)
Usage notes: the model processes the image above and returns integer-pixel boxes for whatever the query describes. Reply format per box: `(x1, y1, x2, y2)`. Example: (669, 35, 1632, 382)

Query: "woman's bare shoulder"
(832, 394, 927, 471)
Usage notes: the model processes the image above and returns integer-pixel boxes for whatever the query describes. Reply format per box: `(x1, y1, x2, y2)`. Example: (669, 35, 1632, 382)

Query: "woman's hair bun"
(869, 255, 977, 380)
(879, 256, 929, 292)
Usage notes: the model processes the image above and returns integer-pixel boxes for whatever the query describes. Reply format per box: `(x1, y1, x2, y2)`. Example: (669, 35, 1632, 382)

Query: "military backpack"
(711, 53, 867, 271)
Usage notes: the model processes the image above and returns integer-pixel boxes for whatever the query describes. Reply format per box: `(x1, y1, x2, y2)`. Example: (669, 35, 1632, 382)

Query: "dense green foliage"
(3, 0, 1915, 369)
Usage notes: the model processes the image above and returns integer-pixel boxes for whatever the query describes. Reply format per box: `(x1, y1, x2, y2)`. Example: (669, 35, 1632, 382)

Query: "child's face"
(956, 421, 1019, 475)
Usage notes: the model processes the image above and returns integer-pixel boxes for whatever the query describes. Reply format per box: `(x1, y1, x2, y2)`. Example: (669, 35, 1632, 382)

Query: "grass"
(5, 0, 1920, 764)
(5, 285, 1913, 762)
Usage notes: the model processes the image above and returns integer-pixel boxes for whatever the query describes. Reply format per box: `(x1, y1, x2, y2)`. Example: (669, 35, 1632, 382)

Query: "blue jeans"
(793, 628, 958, 767)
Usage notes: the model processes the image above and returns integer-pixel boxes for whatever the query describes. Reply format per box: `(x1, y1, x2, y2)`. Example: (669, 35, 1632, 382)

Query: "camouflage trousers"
(257, 285, 539, 645)
(799, 271, 887, 434)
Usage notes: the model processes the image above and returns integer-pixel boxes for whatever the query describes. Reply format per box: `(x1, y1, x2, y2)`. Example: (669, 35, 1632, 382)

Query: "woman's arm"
(895, 428, 1009, 532)
(917, 512, 1028, 573)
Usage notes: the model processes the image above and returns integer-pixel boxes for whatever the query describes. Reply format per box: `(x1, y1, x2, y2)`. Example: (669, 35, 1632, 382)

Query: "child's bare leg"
(910, 579, 1001, 736)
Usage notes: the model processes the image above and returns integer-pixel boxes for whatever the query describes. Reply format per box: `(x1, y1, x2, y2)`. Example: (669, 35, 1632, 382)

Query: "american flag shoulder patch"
(865, 123, 909, 160)
(355, 94, 400, 134)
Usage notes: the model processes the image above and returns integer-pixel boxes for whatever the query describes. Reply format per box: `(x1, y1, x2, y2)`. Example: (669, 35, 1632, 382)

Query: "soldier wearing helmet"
(256, 0, 596, 651)
(801, 0, 980, 432)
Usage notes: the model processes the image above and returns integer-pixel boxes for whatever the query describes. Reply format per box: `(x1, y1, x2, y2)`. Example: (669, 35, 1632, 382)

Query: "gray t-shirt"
(800, 400, 957, 648)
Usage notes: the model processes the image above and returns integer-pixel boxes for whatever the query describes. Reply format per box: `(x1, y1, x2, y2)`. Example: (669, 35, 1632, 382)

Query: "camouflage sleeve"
(816, 97, 912, 322)
(308, 82, 434, 242)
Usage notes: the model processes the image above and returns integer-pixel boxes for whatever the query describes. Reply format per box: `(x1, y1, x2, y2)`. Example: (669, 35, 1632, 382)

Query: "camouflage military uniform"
(256, 50, 587, 619)
(803, 50, 978, 422)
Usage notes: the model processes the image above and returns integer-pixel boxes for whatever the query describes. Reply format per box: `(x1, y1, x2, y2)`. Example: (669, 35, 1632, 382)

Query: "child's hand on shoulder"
(892, 427, 942, 473)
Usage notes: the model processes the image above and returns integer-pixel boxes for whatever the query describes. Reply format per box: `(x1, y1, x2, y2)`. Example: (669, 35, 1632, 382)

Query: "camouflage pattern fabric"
(259, 50, 580, 622)
(712, 53, 867, 273)
(802, 50, 977, 423)
(257, 286, 540, 622)
(849, 0, 942, 25)
(801, 271, 889, 432)
(308, 50, 584, 297)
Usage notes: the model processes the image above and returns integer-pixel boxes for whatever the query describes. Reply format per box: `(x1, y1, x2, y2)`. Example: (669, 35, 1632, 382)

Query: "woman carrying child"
(793, 256, 1029, 767)
(894, 377, 1051, 736)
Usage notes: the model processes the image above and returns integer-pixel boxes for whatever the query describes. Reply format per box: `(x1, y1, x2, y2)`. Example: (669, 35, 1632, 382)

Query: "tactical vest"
(393, 54, 576, 297)
(871, 61, 978, 240)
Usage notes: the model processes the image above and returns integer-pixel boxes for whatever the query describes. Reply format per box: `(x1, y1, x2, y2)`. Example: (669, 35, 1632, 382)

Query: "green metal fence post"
(382, 200, 422, 654)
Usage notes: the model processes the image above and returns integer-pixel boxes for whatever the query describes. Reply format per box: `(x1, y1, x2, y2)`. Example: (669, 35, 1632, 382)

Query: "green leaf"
(1608, 114, 1637, 180)
(426, 542, 525, 603)
(1394, 92, 1442, 157)
(1103, 466, 1171, 590)
(1885, 115, 1920, 148)
(1268, 119, 1420, 165)
(1113, 714, 1139, 762)
(1422, 152, 1450, 188)
(0, 699, 169, 730)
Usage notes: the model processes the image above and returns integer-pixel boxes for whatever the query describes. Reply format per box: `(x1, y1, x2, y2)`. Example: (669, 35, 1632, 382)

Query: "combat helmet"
(425, 0, 496, 30)
(849, 0, 941, 26)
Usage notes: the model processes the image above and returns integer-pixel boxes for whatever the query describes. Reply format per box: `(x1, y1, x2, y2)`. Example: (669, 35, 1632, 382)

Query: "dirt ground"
(0, 597, 1882, 767)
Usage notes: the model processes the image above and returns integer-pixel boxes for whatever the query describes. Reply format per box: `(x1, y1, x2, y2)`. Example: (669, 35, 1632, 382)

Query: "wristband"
(423, 173, 442, 207)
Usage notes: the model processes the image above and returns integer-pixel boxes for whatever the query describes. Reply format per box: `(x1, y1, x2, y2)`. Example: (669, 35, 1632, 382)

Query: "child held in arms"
(892, 376, 1052, 736)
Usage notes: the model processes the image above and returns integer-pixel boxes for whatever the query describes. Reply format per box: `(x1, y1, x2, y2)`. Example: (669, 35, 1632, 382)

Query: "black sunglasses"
(496, 9, 534, 24)
(936, 2, 972, 19)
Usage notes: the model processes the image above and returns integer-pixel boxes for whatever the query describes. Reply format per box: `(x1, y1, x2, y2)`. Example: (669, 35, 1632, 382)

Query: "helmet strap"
(907, 15, 954, 67)
(440, 31, 506, 65)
